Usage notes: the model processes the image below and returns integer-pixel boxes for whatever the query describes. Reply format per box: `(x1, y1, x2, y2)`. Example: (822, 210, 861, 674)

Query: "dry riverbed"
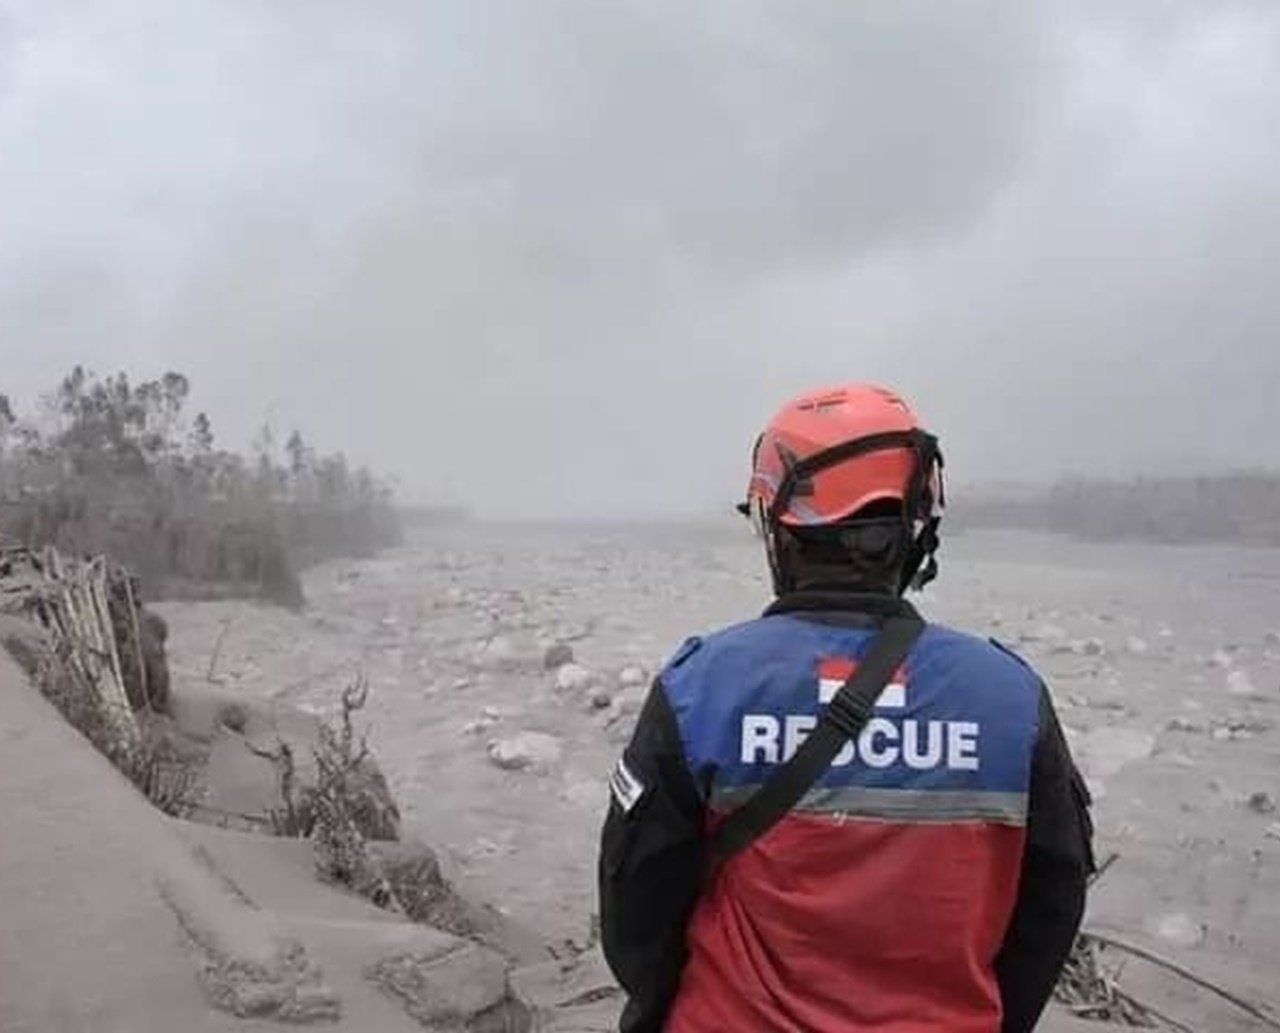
(158, 523, 1280, 1025)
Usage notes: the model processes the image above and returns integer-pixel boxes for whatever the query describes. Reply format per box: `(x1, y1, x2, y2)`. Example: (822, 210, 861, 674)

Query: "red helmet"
(741, 383, 945, 590)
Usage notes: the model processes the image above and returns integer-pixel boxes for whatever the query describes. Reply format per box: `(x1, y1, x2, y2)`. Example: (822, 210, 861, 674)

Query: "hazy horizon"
(3, 1, 1279, 518)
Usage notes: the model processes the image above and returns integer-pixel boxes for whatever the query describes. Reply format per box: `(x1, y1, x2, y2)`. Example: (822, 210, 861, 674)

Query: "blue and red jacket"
(599, 591, 1093, 1033)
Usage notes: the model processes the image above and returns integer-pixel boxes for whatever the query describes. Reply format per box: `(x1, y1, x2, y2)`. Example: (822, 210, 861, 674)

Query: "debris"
(1165, 716, 1204, 733)
(1210, 715, 1269, 741)
(543, 642, 575, 671)
(487, 732, 563, 773)
(462, 714, 499, 736)
(617, 665, 648, 689)
(1148, 912, 1206, 950)
(1052, 935, 1159, 1027)
(1227, 669, 1260, 698)
(555, 663, 596, 694)
(1021, 623, 1069, 646)
(1083, 930, 1280, 1033)
(1051, 637, 1106, 657)
(218, 701, 249, 733)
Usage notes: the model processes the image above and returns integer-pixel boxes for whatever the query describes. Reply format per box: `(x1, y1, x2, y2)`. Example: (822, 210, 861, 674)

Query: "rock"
(1267, 823, 1280, 841)
(1227, 670, 1260, 698)
(451, 677, 475, 692)
(1023, 624, 1069, 646)
(1264, 630, 1280, 649)
(1149, 913, 1206, 949)
(1166, 717, 1204, 733)
(1246, 791, 1276, 815)
(1224, 716, 1274, 735)
(1050, 637, 1108, 658)
(1125, 637, 1149, 656)
(488, 732, 563, 773)
(588, 687, 613, 711)
(618, 665, 648, 689)
(1073, 727, 1155, 780)
(463, 708, 505, 736)
(543, 642, 575, 671)
(218, 700, 249, 734)
(1206, 650, 1233, 669)
(1212, 727, 1233, 742)
(555, 663, 596, 694)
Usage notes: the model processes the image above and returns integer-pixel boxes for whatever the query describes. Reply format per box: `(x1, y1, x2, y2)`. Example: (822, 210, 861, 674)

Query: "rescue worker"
(598, 383, 1095, 1032)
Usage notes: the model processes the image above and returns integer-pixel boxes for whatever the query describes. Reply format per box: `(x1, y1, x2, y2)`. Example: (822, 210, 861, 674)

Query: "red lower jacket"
(668, 815, 1025, 1031)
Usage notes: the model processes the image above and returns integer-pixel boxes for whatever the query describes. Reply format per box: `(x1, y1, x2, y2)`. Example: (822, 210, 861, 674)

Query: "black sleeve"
(598, 679, 707, 1033)
(996, 684, 1096, 1033)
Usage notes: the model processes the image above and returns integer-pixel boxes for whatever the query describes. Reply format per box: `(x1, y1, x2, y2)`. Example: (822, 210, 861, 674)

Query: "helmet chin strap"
(899, 516, 941, 594)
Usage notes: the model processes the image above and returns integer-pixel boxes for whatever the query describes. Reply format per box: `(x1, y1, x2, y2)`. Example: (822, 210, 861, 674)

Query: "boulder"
(543, 643, 575, 671)
(1165, 716, 1205, 734)
(1124, 636, 1149, 656)
(1148, 912, 1206, 949)
(1227, 670, 1261, 698)
(487, 732, 563, 774)
(617, 666, 648, 690)
(554, 664, 596, 694)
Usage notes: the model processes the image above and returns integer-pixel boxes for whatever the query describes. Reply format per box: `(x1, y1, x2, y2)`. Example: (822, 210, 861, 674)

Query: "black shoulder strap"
(709, 615, 926, 870)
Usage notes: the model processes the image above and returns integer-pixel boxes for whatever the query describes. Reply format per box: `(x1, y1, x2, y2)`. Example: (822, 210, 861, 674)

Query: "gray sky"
(2, 1, 1278, 517)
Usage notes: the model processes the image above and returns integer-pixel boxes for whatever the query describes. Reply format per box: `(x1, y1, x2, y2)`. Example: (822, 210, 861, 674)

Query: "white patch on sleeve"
(609, 757, 646, 814)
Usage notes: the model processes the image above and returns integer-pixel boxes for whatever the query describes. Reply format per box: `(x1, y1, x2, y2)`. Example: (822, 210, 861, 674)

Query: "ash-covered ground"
(159, 522, 1280, 1017)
